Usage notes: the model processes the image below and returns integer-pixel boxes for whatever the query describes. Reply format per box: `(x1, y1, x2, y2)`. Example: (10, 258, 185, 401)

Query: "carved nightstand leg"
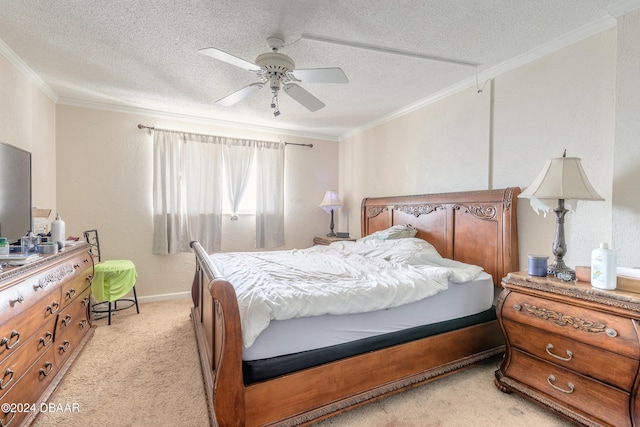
(494, 370, 512, 394)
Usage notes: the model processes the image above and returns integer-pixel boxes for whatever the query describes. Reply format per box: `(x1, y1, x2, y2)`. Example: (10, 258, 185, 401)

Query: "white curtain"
(255, 141, 285, 248)
(152, 130, 284, 253)
(153, 131, 223, 254)
(222, 138, 255, 221)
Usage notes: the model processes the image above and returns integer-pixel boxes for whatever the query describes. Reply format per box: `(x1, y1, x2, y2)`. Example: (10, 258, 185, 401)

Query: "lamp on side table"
(319, 190, 343, 238)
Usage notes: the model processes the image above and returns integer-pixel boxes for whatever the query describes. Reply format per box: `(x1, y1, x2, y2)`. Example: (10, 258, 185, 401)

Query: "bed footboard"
(191, 241, 245, 426)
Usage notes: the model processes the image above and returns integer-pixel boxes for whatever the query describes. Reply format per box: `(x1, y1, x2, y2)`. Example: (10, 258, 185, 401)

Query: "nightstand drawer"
(503, 321, 638, 391)
(502, 291, 640, 359)
(507, 349, 631, 427)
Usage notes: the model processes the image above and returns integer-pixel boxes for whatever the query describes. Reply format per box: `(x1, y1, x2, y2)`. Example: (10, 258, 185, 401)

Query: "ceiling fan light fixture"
(200, 36, 347, 114)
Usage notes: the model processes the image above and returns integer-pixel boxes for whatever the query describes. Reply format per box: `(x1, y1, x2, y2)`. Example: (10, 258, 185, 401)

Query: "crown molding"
(340, 13, 618, 141)
(56, 97, 340, 142)
(0, 38, 58, 102)
(608, 0, 640, 17)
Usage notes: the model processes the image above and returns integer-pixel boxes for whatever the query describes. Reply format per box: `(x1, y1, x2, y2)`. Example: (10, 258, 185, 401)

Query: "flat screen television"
(0, 141, 32, 244)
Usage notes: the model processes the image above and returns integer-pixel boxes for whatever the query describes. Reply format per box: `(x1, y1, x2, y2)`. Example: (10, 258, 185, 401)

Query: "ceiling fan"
(199, 37, 348, 116)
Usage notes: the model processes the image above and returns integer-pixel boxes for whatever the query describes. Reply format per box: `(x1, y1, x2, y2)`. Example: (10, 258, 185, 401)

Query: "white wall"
(340, 21, 639, 271)
(0, 54, 57, 215)
(492, 29, 616, 268)
(613, 9, 640, 267)
(54, 105, 339, 298)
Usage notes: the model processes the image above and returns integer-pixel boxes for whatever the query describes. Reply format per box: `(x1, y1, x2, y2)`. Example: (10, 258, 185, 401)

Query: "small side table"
(495, 271, 640, 426)
(313, 236, 357, 246)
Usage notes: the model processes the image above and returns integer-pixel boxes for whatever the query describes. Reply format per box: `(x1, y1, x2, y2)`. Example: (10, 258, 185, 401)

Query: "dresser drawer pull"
(0, 368, 14, 390)
(9, 295, 24, 306)
(547, 375, 575, 394)
(46, 302, 60, 315)
(86, 275, 93, 284)
(1, 408, 16, 426)
(39, 331, 54, 348)
(59, 340, 70, 354)
(546, 344, 573, 362)
(39, 361, 53, 378)
(513, 304, 522, 311)
(60, 314, 72, 327)
(1, 330, 20, 350)
(606, 328, 618, 338)
(74, 263, 81, 269)
(82, 297, 90, 307)
(65, 288, 76, 300)
(79, 319, 88, 329)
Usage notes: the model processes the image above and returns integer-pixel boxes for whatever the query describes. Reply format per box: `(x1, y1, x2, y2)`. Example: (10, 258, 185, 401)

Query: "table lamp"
(319, 190, 343, 237)
(519, 150, 604, 279)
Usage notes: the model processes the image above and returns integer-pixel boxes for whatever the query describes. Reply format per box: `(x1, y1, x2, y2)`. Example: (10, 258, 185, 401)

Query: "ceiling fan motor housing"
(255, 52, 295, 92)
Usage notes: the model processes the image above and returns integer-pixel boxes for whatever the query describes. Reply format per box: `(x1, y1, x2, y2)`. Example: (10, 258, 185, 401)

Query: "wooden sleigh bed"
(190, 187, 520, 426)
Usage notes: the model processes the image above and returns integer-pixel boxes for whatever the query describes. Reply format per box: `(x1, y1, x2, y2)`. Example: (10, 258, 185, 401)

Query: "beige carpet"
(33, 298, 572, 427)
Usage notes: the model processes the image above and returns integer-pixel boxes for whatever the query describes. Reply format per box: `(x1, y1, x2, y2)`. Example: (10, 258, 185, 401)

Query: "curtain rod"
(137, 124, 313, 148)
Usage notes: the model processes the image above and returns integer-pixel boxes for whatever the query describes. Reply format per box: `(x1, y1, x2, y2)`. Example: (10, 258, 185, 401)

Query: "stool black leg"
(108, 301, 112, 326)
(133, 286, 140, 314)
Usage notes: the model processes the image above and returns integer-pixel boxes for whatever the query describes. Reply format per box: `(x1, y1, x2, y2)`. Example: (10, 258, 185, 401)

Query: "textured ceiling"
(0, 0, 631, 139)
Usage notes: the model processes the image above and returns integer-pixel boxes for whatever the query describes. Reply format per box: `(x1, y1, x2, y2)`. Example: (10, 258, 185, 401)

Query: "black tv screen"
(0, 141, 32, 244)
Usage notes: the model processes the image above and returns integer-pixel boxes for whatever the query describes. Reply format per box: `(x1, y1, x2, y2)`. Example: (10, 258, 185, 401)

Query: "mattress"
(243, 271, 494, 361)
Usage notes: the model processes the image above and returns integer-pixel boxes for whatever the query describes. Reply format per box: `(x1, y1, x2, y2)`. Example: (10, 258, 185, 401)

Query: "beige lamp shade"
(519, 156, 603, 201)
(319, 190, 343, 213)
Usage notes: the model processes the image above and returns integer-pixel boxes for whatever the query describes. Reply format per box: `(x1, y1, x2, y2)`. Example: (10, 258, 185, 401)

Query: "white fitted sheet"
(242, 271, 494, 361)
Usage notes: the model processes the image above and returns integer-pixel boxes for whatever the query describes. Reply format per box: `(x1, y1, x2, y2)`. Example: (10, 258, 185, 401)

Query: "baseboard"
(137, 291, 191, 303)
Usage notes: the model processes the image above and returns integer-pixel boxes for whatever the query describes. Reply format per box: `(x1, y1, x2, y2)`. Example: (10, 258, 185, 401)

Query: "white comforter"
(208, 238, 483, 348)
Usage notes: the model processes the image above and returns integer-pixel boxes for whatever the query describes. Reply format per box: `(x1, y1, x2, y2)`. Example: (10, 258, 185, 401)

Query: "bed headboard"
(361, 187, 520, 286)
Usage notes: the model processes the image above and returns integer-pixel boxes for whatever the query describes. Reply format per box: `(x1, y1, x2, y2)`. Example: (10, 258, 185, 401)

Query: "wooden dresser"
(495, 271, 640, 427)
(0, 244, 94, 427)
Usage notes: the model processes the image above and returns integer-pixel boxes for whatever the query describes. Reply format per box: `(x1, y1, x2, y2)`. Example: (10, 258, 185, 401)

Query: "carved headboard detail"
(361, 187, 520, 286)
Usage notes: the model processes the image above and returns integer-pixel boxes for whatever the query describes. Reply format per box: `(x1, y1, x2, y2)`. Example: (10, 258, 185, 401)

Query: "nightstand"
(495, 271, 640, 427)
(313, 236, 356, 246)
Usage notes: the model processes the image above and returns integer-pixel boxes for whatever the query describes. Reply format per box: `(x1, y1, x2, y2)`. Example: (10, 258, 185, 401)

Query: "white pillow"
(357, 225, 417, 242)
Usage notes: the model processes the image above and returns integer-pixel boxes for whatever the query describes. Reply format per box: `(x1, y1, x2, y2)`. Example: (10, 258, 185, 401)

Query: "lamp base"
(547, 261, 576, 281)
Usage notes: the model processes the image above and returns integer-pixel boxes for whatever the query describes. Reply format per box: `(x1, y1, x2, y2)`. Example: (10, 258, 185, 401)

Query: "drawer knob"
(546, 343, 573, 362)
(46, 301, 60, 315)
(39, 331, 54, 348)
(59, 340, 70, 354)
(0, 368, 14, 390)
(60, 314, 72, 327)
(65, 288, 77, 300)
(606, 328, 618, 338)
(0, 330, 20, 350)
(0, 410, 16, 426)
(547, 374, 575, 394)
(39, 361, 53, 378)
(513, 304, 522, 311)
(9, 295, 24, 306)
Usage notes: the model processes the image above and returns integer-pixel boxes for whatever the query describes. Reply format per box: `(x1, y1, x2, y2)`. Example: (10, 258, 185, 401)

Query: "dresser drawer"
(0, 285, 61, 363)
(59, 252, 93, 309)
(54, 286, 91, 368)
(0, 316, 57, 400)
(506, 349, 631, 427)
(503, 320, 638, 391)
(0, 345, 58, 427)
(502, 291, 640, 359)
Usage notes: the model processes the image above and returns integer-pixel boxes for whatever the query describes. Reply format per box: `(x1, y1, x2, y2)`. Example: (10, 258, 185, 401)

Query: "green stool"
(83, 230, 139, 325)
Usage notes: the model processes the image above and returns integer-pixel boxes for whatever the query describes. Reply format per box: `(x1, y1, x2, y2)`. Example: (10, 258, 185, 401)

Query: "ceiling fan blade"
(216, 83, 263, 106)
(300, 33, 479, 68)
(291, 68, 349, 84)
(283, 84, 325, 112)
(198, 47, 261, 72)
